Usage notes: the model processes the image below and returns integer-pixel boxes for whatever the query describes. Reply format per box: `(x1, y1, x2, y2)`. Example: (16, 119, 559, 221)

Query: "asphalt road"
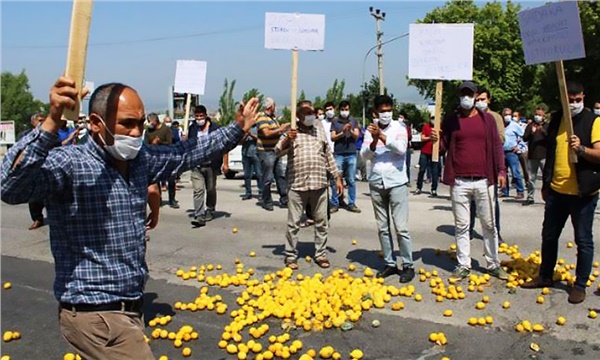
(2, 161, 600, 360)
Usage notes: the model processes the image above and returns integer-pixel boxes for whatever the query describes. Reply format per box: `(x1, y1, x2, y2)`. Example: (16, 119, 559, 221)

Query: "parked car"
(411, 128, 422, 150)
(224, 145, 244, 179)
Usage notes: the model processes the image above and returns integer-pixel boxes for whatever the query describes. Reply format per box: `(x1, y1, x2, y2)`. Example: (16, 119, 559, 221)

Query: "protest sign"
(174, 60, 208, 134)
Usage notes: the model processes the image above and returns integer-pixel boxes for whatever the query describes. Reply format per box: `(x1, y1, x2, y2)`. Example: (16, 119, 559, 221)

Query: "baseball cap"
(458, 81, 478, 93)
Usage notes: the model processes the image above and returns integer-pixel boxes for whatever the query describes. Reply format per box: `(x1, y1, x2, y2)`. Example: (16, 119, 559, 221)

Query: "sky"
(1, 0, 545, 113)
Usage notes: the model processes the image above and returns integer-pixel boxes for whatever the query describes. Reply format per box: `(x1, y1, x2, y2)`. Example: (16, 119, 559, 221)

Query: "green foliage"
(218, 79, 236, 125)
(242, 88, 264, 111)
(280, 107, 291, 124)
(1, 70, 47, 133)
(397, 103, 430, 129)
(324, 79, 345, 106)
(298, 90, 307, 103)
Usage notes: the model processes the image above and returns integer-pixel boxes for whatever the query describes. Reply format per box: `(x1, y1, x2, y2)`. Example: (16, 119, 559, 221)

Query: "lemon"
(299, 355, 312, 360)
(307, 349, 317, 358)
(485, 316, 493, 324)
(515, 323, 525, 332)
(3, 282, 11, 290)
(319, 346, 334, 359)
(468, 317, 477, 326)
(352, 240, 358, 245)
(429, 333, 439, 342)
(443, 310, 453, 317)
(332, 352, 341, 360)
(589, 310, 598, 319)
(238, 351, 248, 360)
(348, 264, 356, 271)
(350, 349, 364, 359)
(158, 356, 168, 360)
(475, 302, 485, 310)
(263, 351, 274, 360)
(566, 242, 574, 248)
(477, 318, 486, 326)
(63, 354, 75, 360)
(182, 347, 192, 357)
(249, 251, 256, 257)
(232, 227, 239, 234)
(502, 301, 510, 309)
(532, 324, 544, 332)
(414, 294, 423, 302)
(3, 331, 13, 342)
(556, 316, 566, 325)
(541, 287, 550, 295)
(536, 296, 545, 304)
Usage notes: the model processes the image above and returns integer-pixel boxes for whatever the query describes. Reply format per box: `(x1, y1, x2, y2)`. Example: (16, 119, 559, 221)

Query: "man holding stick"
(0, 76, 259, 359)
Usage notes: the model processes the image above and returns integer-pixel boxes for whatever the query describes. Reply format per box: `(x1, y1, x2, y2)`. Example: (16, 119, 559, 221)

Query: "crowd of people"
(2, 75, 599, 358)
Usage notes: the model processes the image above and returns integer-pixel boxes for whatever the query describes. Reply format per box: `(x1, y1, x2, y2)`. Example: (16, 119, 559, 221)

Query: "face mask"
(372, 118, 379, 126)
(475, 101, 488, 111)
(594, 109, 600, 116)
(97, 117, 143, 161)
(533, 115, 543, 123)
(148, 123, 155, 130)
(570, 103, 584, 116)
(165, 122, 172, 128)
(378, 112, 393, 125)
(325, 110, 335, 119)
(459, 96, 474, 110)
(303, 115, 316, 127)
(340, 110, 350, 118)
(504, 115, 512, 123)
(512, 117, 518, 122)
(196, 119, 206, 127)
(317, 114, 325, 121)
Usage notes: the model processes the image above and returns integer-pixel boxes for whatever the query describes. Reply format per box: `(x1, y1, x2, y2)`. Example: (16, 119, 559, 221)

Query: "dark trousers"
(406, 148, 412, 184)
(470, 183, 501, 239)
(29, 200, 44, 222)
(242, 154, 263, 196)
(167, 176, 177, 203)
(258, 151, 287, 205)
(416, 153, 439, 191)
(539, 189, 598, 290)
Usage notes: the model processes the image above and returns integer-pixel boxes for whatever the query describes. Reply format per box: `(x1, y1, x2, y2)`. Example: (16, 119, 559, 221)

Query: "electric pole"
(369, 6, 386, 95)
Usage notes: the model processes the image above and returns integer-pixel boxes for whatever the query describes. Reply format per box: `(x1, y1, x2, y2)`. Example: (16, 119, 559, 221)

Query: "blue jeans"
(332, 154, 357, 207)
(369, 184, 413, 268)
(503, 152, 524, 195)
(258, 151, 287, 205)
(540, 189, 598, 290)
(242, 154, 263, 196)
(416, 153, 438, 191)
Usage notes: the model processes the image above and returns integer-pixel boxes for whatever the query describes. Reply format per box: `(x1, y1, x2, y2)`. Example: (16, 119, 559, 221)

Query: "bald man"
(1, 76, 259, 359)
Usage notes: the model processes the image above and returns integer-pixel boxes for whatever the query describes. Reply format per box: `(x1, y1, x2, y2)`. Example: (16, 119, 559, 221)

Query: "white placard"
(518, 1, 585, 65)
(0, 121, 16, 145)
(84, 81, 94, 100)
(174, 60, 207, 95)
(265, 12, 325, 51)
(408, 23, 474, 80)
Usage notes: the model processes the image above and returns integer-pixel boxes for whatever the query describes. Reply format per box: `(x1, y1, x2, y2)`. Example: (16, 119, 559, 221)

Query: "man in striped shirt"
(276, 107, 343, 269)
(257, 97, 290, 211)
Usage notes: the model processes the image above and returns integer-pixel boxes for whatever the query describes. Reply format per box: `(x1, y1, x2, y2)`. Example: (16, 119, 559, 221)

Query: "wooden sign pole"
(555, 60, 578, 163)
(290, 49, 299, 129)
(432, 80, 443, 162)
(183, 93, 192, 136)
(64, 0, 94, 121)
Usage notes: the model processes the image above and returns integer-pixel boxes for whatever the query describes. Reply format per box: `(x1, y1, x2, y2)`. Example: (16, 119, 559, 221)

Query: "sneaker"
(568, 287, 586, 304)
(169, 201, 180, 209)
(204, 210, 214, 222)
(241, 194, 252, 200)
(263, 203, 274, 211)
(488, 266, 510, 280)
(347, 205, 361, 213)
(414, 189, 422, 195)
(376, 266, 398, 279)
(329, 206, 339, 214)
(449, 266, 471, 282)
(279, 199, 288, 208)
(398, 266, 416, 283)
(191, 217, 206, 228)
(430, 190, 438, 198)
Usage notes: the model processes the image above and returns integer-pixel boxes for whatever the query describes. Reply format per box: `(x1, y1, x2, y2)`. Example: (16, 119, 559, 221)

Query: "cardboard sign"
(518, 1, 585, 65)
(0, 121, 16, 145)
(174, 60, 207, 95)
(408, 23, 474, 80)
(265, 12, 325, 51)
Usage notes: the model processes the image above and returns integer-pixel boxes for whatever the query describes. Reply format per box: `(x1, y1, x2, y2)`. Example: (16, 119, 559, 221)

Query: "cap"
(263, 97, 275, 109)
(458, 81, 477, 93)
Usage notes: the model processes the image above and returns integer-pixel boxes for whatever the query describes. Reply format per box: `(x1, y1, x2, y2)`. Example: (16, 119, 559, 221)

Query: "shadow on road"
(262, 242, 337, 258)
(143, 292, 175, 326)
(346, 248, 383, 270)
(184, 209, 232, 220)
(413, 247, 457, 272)
(431, 205, 452, 212)
(436, 224, 455, 237)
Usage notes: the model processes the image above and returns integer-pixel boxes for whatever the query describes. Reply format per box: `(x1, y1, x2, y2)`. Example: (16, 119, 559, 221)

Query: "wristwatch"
(577, 145, 586, 156)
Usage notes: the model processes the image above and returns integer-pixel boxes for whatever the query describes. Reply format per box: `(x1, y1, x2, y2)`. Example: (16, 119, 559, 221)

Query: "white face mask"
(378, 111, 393, 125)
(317, 114, 325, 121)
(533, 115, 543, 123)
(325, 110, 335, 119)
(165, 122, 172, 128)
(302, 115, 316, 127)
(475, 101, 488, 111)
(459, 96, 474, 110)
(504, 115, 512, 123)
(594, 109, 600, 116)
(97, 117, 143, 161)
(512, 117, 518, 122)
(340, 110, 350, 118)
(196, 119, 206, 127)
(570, 103, 584, 116)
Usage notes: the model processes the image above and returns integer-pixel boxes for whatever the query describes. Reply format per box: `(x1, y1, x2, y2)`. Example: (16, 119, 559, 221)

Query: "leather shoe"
(568, 287, 586, 304)
(28, 220, 44, 230)
(376, 266, 398, 278)
(521, 277, 553, 289)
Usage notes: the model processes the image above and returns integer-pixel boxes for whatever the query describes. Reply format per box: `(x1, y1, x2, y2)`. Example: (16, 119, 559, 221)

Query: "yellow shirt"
(551, 115, 600, 195)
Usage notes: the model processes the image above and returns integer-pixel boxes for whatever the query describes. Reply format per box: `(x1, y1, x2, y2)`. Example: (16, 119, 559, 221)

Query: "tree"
(242, 88, 264, 111)
(1, 70, 47, 133)
(408, 1, 541, 116)
(298, 90, 307, 103)
(218, 79, 236, 125)
(324, 79, 345, 106)
(397, 103, 430, 130)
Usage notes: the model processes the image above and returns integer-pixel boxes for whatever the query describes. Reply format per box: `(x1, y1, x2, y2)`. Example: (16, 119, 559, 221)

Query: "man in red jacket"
(432, 81, 509, 282)
(415, 115, 438, 197)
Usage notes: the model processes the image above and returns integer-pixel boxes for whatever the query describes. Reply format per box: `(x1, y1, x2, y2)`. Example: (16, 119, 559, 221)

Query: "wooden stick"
(290, 49, 299, 129)
(432, 80, 443, 162)
(64, 0, 94, 121)
(183, 93, 192, 136)
(555, 60, 577, 163)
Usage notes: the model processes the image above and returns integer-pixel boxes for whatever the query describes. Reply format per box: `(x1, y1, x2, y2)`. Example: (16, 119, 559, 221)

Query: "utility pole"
(369, 6, 386, 95)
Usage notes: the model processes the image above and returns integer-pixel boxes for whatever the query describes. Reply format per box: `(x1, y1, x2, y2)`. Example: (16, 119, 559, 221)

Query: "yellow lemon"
(482, 296, 490, 303)
(414, 294, 423, 302)
(3, 331, 13, 342)
(468, 317, 477, 326)
(429, 333, 439, 342)
(158, 356, 168, 360)
(443, 310, 453, 317)
(352, 240, 358, 245)
(348, 264, 356, 271)
(532, 324, 544, 332)
(589, 310, 598, 319)
(536, 296, 545, 304)
(485, 316, 493, 324)
(3, 282, 12, 290)
(232, 227, 239, 234)
(477, 318, 486, 326)
(556, 316, 566, 325)
(502, 301, 510, 309)
(475, 302, 485, 310)
(182, 347, 192, 357)
(566, 242, 574, 248)
(350, 349, 364, 359)
(249, 251, 256, 257)
(541, 287, 550, 295)
(63, 354, 76, 360)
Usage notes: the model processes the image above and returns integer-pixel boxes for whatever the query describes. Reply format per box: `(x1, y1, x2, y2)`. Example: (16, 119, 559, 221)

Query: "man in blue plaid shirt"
(1, 76, 259, 359)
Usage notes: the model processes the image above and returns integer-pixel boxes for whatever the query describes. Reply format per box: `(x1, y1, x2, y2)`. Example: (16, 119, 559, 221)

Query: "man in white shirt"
(361, 95, 415, 283)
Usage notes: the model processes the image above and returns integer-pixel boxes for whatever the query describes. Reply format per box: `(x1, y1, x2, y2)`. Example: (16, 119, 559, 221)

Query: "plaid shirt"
(275, 122, 340, 192)
(1, 125, 243, 304)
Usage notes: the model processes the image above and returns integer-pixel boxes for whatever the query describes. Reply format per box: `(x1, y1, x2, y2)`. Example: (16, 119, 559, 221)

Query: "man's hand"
(569, 135, 581, 152)
(151, 136, 161, 145)
(238, 97, 260, 132)
(541, 188, 548, 202)
(343, 123, 351, 132)
(287, 128, 298, 141)
(222, 163, 230, 174)
(280, 123, 291, 133)
(497, 175, 507, 190)
(146, 211, 159, 230)
(367, 124, 380, 138)
(430, 129, 440, 143)
(42, 77, 89, 134)
(336, 177, 344, 195)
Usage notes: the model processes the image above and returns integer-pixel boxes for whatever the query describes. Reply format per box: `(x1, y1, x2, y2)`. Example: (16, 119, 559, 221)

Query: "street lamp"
(361, 32, 410, 126)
